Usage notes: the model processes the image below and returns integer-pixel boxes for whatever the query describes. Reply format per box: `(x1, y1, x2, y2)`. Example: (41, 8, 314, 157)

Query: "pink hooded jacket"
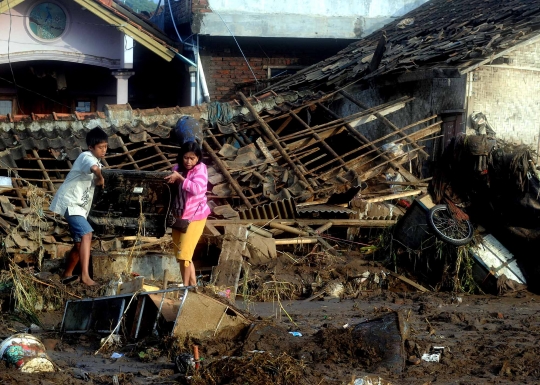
(173, 162, 211, 221)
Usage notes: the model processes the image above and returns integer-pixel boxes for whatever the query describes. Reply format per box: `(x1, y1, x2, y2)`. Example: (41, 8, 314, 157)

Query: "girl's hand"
(164, 171, 185, 183)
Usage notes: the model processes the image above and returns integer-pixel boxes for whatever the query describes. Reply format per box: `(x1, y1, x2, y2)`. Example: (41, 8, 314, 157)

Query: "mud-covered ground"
(1, 289, 540, 385)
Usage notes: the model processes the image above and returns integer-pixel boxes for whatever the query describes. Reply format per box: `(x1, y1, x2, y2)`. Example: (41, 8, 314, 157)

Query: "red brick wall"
(200, 37, 349, 101)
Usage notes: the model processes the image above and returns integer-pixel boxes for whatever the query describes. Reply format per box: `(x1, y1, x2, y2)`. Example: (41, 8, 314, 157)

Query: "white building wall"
(467, 41, 540, 152)
(195, 0, 429, 39)
(0, 0, 123, 68)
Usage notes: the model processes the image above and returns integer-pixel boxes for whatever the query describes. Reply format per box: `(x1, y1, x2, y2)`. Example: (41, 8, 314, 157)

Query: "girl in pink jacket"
(165, 142, 211, 286)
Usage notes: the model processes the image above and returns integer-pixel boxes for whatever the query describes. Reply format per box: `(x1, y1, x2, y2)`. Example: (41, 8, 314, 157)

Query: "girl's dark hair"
(176, 141, 203, 170)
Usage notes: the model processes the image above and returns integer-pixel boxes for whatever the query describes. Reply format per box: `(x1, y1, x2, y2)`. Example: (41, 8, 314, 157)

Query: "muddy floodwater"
(1, 291, 539, 385)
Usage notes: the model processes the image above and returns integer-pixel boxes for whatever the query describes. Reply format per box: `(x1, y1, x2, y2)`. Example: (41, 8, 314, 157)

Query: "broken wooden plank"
(212, 225, 248, 301)
(119, 276, 145, 295)
(388, 271, 429, 292)
(317, 103, 419, 183)
(339, 90, 429, 158)
(315, 222, 333, 233)
(203, 141, 253, 209)
(269, 222, 309, 237)
(238, 92, 314, 193)
(378, 180, 429, 187)
(290, 111, 349, 173)
(32, 149, 56, 192)
(147, 136, 173, 169)
(203, 222, 221, 237)
(302, 225, 340, 256)
(0, 215, 11, 233)
(0, 196, 16, 218)
(369, 32, 387, 73)
(255, 137, 277, 166)
(364, 189, 422, 203)
(209, 219, 397, 227)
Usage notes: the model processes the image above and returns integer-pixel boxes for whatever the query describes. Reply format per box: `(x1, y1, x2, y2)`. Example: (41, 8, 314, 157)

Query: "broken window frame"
(265, 65, 305, 79)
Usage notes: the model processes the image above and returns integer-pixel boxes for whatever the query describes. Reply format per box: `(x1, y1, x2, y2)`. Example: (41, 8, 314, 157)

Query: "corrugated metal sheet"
(239, 199, 297, 220)
(296, 204, 356, 215)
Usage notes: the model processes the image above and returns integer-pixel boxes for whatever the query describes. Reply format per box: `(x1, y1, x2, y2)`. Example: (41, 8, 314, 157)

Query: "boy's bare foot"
(81, 277, 98, 286)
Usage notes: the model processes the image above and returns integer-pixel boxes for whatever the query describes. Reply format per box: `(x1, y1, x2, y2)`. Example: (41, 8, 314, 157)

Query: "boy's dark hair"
(176, 141, 203, 168)
(86, 128, 108, 148)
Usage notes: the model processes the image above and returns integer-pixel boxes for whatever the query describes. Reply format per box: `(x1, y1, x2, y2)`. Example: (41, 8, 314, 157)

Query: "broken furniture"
(469, 233, 527, 293)
(353, 311, 409, 374)
(89, 170, 172, 238)
(61, 288, 250, 340)
(393, 195, 435, 250)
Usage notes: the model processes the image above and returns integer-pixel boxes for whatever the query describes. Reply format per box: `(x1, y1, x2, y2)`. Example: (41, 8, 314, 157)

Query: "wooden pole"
(148, 136, 172, 169)
(364, 189, 422, 203)
(209, 218, 396, 227)
(275, 116, 293, 135)
(340, 90, 429, 158)
(32, 149, 55, 192)
(317, 103, 419, 183)
(202, 141, 253, 209)
(315, 222, 333, 233)
(238, 92, 314, 192)
(12, 180, 27, 208)
(290, 111, 349, 172)
(269, 222, 310, 237)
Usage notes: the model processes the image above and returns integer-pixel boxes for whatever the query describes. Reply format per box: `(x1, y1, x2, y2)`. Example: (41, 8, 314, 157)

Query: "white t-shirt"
(49, 151, 101, 218)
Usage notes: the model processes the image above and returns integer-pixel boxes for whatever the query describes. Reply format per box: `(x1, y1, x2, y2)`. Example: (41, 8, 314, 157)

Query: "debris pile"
(0, 91, 439, 283)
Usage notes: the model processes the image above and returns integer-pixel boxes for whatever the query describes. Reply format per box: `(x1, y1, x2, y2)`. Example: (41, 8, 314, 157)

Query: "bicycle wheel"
(427, 204, 473, 246)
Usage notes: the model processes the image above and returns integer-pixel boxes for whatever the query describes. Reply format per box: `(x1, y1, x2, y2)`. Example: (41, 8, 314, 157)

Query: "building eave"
(0, 0, 178, 62)
(458, 33, 540, 75)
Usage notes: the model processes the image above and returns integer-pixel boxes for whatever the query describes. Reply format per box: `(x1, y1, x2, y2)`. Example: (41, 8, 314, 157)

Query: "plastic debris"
(100, 335, 122, 347)
(288, 331, 302, 337)
(111, 352, 123, 359)
(217, 289, 231, 298)
(175, 353, 195, 375)
(0, 334, 55, 373)
(421, 346, 445, 362)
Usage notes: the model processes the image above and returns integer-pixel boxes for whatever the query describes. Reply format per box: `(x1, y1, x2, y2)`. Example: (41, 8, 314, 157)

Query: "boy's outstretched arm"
(91, 165, 105, 187)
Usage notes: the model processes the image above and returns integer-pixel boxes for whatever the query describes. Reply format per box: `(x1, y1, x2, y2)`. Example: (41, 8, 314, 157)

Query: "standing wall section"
(466, 41, 540, 152)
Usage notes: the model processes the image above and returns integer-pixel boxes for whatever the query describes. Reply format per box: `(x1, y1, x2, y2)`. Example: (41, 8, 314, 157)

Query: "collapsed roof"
(0, 88, 440, 261)
(260, 0, 540, 94)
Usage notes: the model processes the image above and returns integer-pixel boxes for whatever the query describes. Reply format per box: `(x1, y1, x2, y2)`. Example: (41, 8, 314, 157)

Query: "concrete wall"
(334, 76, 466, 174)
(466, 41, 540, 152)
(338, 78, 466, 141)
(0, 0, 123, 68)
(192, 0, 428, 39)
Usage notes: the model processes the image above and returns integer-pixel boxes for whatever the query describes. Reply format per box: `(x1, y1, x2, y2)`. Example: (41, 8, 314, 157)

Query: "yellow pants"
(172, 218, 206, 267)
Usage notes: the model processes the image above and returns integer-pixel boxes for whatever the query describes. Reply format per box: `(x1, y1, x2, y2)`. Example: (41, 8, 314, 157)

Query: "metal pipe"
(275, 237, 318, 245)
(196, 35, 201, 105)
(189, 67, 196, 106)
(197, 50, 211, 103)
(175, 52, 197, 68)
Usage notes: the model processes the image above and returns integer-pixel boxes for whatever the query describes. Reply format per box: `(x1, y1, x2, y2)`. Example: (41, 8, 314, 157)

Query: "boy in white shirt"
(50, 128, 108, 286)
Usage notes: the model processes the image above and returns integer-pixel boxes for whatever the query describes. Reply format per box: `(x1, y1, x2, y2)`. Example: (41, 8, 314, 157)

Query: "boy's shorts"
(64, 211, 93, 242)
